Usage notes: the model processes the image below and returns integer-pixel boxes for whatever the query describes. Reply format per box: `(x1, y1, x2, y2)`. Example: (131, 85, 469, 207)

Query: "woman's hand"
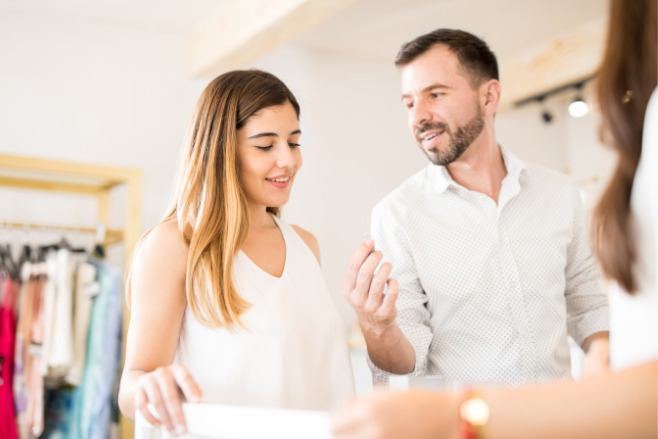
(331, 389, 460, 439)
(133, 364, 201, 437)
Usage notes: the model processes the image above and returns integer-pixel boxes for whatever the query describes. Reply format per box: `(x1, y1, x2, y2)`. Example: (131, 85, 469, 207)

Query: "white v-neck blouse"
(175, 215, 354, 411)
(609, 88, 658, 370)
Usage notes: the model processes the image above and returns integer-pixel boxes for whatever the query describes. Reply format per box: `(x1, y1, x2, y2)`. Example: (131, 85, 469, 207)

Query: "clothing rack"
(0, 221, 124, 246)
(0, 152, 142, 439)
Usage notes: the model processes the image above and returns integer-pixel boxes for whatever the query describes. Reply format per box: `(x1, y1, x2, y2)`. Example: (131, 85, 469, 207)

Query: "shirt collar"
(426, 146, 529, 194)
(501, 147, 528, 184)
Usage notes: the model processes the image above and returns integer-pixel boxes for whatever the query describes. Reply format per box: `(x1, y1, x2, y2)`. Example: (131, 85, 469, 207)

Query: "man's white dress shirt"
(370, 148, 609, 386)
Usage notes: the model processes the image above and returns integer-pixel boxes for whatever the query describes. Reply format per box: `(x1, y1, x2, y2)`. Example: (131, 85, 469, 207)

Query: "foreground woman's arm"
(332, 360, 657, 439)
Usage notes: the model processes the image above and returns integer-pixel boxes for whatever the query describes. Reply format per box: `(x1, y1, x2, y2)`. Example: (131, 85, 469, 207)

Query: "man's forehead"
(400, 53, 463, 94)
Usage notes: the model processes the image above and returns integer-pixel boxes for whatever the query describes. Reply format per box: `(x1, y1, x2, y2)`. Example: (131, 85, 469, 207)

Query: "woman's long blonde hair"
(129, 69, 300, 329)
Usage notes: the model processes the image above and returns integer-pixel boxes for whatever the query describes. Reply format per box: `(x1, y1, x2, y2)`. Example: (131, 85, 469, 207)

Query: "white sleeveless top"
(609, 88, 658, 370)
(175, 215, 355, 411)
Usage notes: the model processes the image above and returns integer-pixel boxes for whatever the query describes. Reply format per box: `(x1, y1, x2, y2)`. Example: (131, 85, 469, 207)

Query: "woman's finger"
(135, 387, 160, 427)
(143, 371, 175, 434)
(173, 364, 202, 404)
(156, 369, 188, 436)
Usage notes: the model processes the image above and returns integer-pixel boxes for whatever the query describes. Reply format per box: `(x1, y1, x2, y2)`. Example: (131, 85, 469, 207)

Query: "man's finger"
(342, 237, 376, 295)
(365, 262, 392, 312)
(380, 278, 399, 317)
(352, 251, 383, 306)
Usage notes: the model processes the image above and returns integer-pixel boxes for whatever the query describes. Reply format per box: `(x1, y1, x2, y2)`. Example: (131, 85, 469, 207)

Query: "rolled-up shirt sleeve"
(366, 199, 434, 384)
(564, 184, 609, 346)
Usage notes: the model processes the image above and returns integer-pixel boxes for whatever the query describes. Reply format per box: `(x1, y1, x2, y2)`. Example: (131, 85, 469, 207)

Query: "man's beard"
(415, 110, 485, 166)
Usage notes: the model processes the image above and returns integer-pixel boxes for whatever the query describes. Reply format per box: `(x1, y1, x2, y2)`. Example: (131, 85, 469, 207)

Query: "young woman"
(332, 0, 657, 438)
(118, 70, 354, 437)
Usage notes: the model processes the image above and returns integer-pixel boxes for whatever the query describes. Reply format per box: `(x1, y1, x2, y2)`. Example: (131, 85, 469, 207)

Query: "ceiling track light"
(513, 75, 595, 122)
(535, 95, 553, 124)
(568, 83, 589, 118)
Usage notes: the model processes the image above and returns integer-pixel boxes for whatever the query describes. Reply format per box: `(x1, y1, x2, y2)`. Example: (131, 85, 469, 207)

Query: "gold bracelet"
(459, 389, 490, 439)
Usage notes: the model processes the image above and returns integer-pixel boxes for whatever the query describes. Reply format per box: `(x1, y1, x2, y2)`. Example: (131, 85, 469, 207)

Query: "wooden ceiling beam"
(498, 17, 606, 112)
(190, 0, 362, 78)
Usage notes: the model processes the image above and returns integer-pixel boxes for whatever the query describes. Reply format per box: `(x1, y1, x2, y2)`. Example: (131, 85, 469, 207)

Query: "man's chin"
(424, 149, 454, 167)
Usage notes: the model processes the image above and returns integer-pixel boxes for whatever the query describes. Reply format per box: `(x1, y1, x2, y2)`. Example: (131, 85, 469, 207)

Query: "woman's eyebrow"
(248, 129, 301, 139)
(248, 132, 277, 139)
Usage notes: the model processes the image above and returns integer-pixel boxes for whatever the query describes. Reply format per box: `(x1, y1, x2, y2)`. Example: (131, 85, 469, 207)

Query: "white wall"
(0, 12, 210, 266)
(0, 12, 616, 330)
(0, 12, 207, 233)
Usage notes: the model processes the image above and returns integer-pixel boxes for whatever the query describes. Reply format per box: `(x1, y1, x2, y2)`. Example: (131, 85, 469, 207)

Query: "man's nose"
(410, 99, 432, 131)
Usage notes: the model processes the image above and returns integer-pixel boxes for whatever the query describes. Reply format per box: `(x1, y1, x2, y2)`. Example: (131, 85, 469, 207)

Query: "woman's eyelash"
(289, 143, 301, 148)
(256, 145, 273, 151)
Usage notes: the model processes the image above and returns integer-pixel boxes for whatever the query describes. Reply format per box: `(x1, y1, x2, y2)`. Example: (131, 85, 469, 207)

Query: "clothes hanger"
(0, 244, 18, 281)
(92, 221, 106, 259)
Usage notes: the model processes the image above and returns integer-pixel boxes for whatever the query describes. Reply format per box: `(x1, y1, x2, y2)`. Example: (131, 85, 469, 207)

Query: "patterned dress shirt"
(369, 148, 609, 386)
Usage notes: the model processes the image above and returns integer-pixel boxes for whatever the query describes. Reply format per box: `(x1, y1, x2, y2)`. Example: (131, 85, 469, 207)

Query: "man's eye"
(405, 102, 414, 109)
(256, 145, 273, 151)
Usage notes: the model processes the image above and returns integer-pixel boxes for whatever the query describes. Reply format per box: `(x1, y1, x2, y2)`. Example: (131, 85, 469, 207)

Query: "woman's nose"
(275, 143, 296, 168)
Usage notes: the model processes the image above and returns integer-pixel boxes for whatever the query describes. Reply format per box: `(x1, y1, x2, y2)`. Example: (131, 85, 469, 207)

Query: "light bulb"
(568, 98, 588, 118)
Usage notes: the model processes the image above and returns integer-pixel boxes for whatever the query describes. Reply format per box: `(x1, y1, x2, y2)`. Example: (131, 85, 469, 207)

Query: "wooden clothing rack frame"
(0, 152, 142, 438)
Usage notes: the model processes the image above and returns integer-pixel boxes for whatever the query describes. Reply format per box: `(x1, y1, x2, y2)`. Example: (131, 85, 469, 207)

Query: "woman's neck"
(247, 204, 276, 229)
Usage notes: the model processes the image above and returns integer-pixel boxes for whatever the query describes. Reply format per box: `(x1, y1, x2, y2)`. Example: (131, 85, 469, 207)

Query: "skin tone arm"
(118, 221, 201, 437)
(342, 238, 415, 374)
(581, 331, 611, 377)
(332, 360, 657, 439)
(291, 224, 322, 265)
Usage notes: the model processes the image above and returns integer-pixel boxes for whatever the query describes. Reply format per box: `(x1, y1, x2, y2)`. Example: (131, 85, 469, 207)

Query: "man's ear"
(480, 79, 501, 116)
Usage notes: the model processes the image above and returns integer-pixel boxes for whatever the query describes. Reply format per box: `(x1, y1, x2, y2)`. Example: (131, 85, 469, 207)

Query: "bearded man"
(342, 29, 610, 386)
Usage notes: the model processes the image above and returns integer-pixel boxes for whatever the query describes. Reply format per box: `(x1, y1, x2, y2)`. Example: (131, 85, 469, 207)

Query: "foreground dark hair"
(592, 0, 657, 293)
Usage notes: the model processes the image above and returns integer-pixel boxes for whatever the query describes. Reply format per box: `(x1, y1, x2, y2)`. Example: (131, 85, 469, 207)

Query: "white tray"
(135, 403, 333, 439)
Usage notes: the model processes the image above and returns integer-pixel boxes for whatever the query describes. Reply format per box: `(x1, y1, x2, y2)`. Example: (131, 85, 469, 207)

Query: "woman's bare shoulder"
(131, 220, 188, 297)
(291, 224, 321, 265)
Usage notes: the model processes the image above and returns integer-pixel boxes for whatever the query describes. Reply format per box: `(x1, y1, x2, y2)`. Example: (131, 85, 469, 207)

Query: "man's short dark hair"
(395, 28, 499, 86)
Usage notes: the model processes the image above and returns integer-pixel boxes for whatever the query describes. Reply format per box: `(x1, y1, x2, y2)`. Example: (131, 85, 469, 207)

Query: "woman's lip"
(267, 178, 291, 189)
(265, 174, 293, 189)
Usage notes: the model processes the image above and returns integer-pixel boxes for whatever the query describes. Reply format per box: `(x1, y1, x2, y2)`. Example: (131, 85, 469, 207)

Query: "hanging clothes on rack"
(1, 262, 20, 439)
(66, 261, 98, 387)
(26, 261, 46, 439)
(69, 259, 122, 438)
(0, 227, 123, 439)
(40, 257, 122, 439)
(12, 260, 35, 438)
